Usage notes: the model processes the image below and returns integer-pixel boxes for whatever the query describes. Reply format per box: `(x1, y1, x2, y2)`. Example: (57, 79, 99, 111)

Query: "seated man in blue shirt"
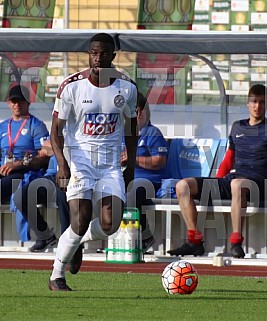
(0, 85, 50, 203)
(126, 93, 169, 253)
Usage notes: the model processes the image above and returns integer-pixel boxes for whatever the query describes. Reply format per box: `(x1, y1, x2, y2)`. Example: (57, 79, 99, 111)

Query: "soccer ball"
(161, 260, 198, 295)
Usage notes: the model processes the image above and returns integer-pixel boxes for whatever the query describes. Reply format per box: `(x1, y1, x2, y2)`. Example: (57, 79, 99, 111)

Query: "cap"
(8, 85, 30, 102)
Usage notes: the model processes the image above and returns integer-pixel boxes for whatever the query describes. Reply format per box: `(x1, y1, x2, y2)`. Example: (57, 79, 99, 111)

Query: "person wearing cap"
(0, 84, 50, 238)
(48, 32, 138, 291)
(125, 92, 169, 254)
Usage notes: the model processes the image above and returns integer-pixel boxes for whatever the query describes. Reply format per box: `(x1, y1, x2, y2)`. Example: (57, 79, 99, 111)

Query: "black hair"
(248, 84, 266, 99)
(137, 92, 150, 119)
(137, 92, 149, 111)
(90, 33, 115, 51)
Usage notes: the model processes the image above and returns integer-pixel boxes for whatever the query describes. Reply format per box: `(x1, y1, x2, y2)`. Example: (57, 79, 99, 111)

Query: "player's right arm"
(216, 148, 235, 178)
(50, 113, 70, 191)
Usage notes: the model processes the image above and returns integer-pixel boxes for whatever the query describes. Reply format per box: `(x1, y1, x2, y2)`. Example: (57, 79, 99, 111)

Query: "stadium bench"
(1, 137, 267, 256)
(143, 138, 267, 257)
(0, 203, 61, 250)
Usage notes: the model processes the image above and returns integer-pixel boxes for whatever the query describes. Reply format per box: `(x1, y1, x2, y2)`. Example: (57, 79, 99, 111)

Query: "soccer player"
(168, 84, 267, 259)
(48, 33, 138, 291)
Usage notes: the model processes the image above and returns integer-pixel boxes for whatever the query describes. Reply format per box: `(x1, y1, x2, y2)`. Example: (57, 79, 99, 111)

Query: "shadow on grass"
(1, 290, 267, 301)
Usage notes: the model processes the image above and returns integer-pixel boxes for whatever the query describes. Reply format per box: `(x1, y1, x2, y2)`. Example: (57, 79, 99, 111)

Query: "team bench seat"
(0, 203, 61, 250)
(0, 204, 18, 247)
(0, 202, 104, 252)
(143, 138, 267, 257)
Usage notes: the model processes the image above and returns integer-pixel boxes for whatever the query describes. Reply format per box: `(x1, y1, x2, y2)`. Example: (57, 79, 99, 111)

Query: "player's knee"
(176, 179, 190, 199)
(101, 220, 120, 236)
(71, 220, 89, 236)
(231, 179, 249, 196)
(101, 221, 112, 235)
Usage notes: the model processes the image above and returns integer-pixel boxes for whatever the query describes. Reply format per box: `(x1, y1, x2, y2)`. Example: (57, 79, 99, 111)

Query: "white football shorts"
(66, 155, 125, 203)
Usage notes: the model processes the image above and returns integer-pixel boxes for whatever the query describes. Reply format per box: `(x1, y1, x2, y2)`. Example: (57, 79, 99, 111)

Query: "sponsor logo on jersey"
(158, 146, 168, 152)
(179, 150, 205, 164)
(82, 99, 92, 103)
(114, 94, 125, 108)
(84, 113, 119, 135)
(139, 139, 145, 146)
(40, 136, 50, 145)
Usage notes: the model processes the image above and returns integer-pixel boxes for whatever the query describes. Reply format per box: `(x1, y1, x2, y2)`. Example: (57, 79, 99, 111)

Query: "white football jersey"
(53, 69, 137, 167)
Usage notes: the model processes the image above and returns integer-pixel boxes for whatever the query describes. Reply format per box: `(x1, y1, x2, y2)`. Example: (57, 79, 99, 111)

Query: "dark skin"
(51, 40, 138, 236)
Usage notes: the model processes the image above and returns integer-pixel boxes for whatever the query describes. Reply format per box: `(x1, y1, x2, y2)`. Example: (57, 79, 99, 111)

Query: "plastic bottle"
(134, 220, 142, 261)
(107, 223, 122, 262)
(125, 220, 138, 262)
(116, 221, 127, 261)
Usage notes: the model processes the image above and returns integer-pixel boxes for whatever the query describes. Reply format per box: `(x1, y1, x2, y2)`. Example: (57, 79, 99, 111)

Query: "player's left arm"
(123, 86, 138, 190)
(123, 115, 138, 190)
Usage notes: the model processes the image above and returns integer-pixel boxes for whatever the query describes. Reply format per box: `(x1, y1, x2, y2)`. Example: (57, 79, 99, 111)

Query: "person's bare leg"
(49, 199, 92, 289)
(176, 178, 199, 230)
(230, 178, 249, 258)
(167, 178, 204, 257)
(230, 179, 248, 233)
(100, 195, 124, 236)
(81, 195, 124, 243)
(68, 195, 124, 275)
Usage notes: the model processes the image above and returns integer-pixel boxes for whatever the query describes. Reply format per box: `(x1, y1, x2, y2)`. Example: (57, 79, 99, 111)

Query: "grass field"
(0, 269, 267, 321)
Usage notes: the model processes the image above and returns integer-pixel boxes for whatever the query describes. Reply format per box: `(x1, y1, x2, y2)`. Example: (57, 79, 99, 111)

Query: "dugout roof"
(0, 29, 266, 54)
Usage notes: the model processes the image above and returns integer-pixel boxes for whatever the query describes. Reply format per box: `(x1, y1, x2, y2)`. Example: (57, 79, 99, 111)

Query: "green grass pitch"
(0, 269, 267, 321)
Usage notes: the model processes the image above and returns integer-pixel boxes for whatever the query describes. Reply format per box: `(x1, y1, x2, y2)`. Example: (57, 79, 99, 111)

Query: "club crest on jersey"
(84, 113, 119, 135)
(114, 94, 125, 108)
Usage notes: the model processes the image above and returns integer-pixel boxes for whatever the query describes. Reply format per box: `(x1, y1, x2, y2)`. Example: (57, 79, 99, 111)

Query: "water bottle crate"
(105, 207, 143, 264)
(105, 248, 144, 264)
(122, 207, 140, 221)
(105, 259, 143, 264)
(105, 248, 142, 253)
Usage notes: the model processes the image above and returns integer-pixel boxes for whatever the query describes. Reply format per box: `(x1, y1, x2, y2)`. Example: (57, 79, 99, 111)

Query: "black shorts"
(194, 173, 266, 205)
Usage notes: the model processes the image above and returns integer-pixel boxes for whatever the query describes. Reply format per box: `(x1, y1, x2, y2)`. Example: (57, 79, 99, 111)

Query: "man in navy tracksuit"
(168, 84, 267, 258)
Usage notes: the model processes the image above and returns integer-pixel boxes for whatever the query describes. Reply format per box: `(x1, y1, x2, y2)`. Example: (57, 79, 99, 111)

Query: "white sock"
(50, 226, 82, 280)
(80, 218, 108, 243)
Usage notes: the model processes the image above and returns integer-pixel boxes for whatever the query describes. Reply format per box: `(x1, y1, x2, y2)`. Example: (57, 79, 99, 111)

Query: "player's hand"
(0, 161, 22, 176)
(56, 165, 71, 191)
(123, 167, 134, 192)
(0, 164, 12, 176)
(120, 150, 128, 167)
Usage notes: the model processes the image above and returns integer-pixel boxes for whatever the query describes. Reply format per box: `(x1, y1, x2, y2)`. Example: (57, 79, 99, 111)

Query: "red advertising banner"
(136, 0, 196, 105)
(0, 0, 56, 102)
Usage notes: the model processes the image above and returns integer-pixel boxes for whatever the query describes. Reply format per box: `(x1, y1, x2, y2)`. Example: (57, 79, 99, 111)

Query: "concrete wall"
(150, 104, 249, 139)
